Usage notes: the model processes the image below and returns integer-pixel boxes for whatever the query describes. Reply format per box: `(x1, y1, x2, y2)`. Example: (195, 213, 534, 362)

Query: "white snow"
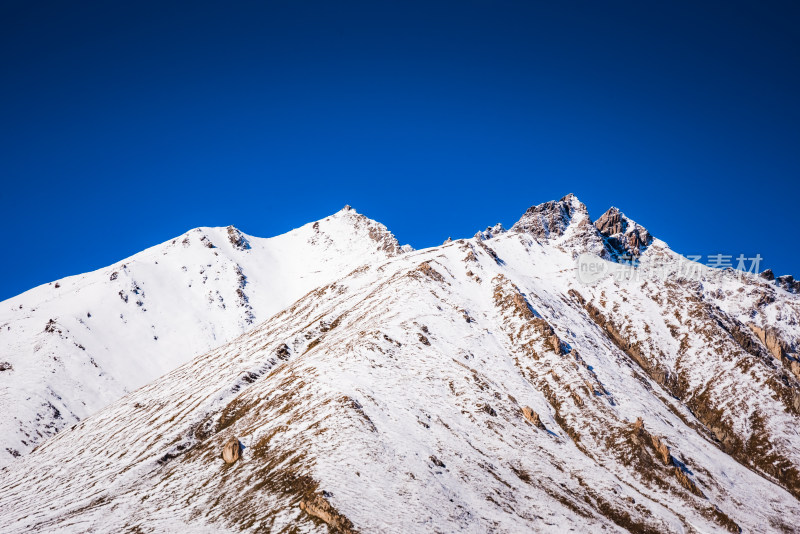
(0, 196, 798, 533)
(0, 207, 407, 462)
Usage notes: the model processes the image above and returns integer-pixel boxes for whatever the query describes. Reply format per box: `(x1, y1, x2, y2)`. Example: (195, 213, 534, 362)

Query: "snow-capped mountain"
(1, 195, 799, 533)
(0, 206, 407, 463)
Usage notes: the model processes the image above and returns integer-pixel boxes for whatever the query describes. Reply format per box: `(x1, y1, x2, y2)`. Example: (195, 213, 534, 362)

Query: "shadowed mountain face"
(594, 206, 654, 258)
(1, 196, 799, 533)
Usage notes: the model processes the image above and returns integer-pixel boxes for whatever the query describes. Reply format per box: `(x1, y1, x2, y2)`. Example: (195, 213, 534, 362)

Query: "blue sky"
(1, 1, 798, 300)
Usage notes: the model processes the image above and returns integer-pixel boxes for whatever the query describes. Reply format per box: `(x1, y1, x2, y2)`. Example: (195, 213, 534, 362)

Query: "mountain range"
(1, 195, 799, 533)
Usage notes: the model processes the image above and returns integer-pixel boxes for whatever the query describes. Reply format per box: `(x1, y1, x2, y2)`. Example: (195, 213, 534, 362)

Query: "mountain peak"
(594, 206, 625, 234)
(225, 225, 251, 251)
(325, 206, 409, 256)
(594, 206, 653, 257)
(510, 194, 590, 241)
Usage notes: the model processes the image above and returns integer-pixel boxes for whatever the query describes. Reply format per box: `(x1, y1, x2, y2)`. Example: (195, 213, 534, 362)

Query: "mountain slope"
(1, 195, 799, 533)
(0, 206, 407, 464)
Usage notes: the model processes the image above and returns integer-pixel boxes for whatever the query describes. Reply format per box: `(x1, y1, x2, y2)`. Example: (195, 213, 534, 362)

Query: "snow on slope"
(1, 195, 799, 533)
(0, 206, 407, 464)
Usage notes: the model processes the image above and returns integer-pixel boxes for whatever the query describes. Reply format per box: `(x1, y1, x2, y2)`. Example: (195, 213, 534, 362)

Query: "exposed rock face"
(222, 437, 242, 464)
(594, 207, 653, 257)
(511, 194, 580, 240)
(347, 208, 407, 256)
(627, 418, 706, 498)
(299, 492, 357, 533)
(530, 317, 567, 355)
(749, 324, 788, 360)
(0, 362, 12, 372)
(511, 194, 608, 258)
(522, 406, 546, 430)
(750, 323, 800, 380)
(512, 198, 656, 260)
(776, 274, 800, 294)
(429, 455, 446, 468)
(631, 418, 672, 466)
(475, 223, 506, 241)
(594, 206, 625, 236)
(226, 226, 250, 251)
(44, 319, 58, 334)
(672, 466, 705, 498)
(275, 343, 291, 360)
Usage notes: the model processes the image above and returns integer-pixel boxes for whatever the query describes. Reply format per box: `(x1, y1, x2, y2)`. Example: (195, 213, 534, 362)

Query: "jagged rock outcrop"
(776, 274, 800, 294)
(511, 194, 608, 258)
(594, 206, 653, 257)
(226, 226, 251, 251)
(749, 323, 788, 360)
(299, 492, 357, 533)
(756, 269, 799, 294)
(630, 418, 672, 466)
(522, 406, 546, 430)
(750, 323, 800, 380)
(222, 437, 242, 464)
(594, 207, 625, 236)
(475, 223, 506, 241)
(627, 418, 705, 498)
(511, 194, 581, 240)
(338, 206, 407, 256)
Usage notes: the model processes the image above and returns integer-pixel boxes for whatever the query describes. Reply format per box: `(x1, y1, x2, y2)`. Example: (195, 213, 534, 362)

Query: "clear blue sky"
(1, 1, 798, 300)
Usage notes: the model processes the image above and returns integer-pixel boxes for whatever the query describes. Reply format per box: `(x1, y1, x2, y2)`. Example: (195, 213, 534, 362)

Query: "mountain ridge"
(1, 196, 799, 532)
(0, 206, 408, 463)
